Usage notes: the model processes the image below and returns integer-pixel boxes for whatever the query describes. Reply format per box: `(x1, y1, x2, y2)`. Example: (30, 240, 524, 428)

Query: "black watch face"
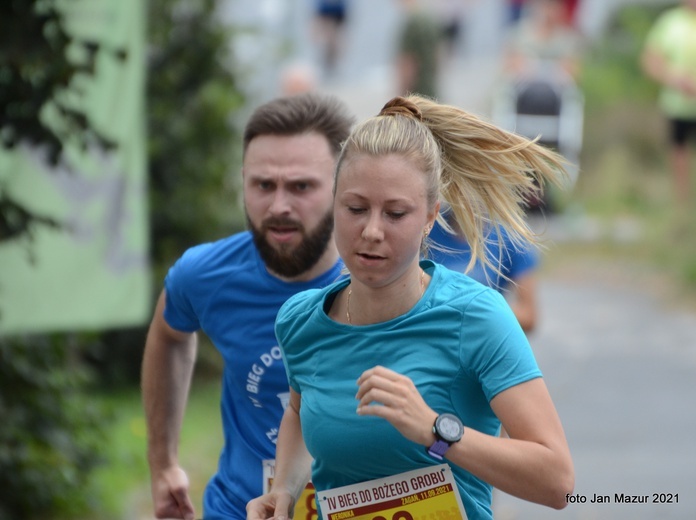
(437, 414, 462, 442)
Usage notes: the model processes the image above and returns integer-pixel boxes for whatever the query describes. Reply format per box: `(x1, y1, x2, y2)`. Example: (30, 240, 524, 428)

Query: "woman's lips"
(356, 252, 386, 266)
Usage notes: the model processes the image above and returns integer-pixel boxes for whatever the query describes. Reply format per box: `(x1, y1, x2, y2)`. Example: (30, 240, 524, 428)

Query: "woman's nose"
(361, 214, 384, 242)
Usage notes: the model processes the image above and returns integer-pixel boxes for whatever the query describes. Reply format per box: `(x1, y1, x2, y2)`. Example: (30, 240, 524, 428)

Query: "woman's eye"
(388, 212, 405, 219)
(348, 207, 365, 214)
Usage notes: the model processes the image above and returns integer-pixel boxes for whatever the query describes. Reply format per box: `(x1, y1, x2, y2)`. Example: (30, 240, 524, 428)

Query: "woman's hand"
(355, 365, 438, 446)
(246, 489, 295, 520)
(247, 389, 311, 519)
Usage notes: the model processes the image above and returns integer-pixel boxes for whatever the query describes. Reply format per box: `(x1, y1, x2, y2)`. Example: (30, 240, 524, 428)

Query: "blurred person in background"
(641, 0, 696, 207)
(562, 0, 581, 27)
(504, 0, 584, 82)
(508, 0, 580, 28)
(428, 212, 539, 333)
(141, 93, 355, 520)
(496, 0, 584, 212)
(312, 0, 349, 80)
(434, 0, 474, 60)
(279, 60, 319, 96)
(507, 0, 527, 26)
(396, 0, 443, 99)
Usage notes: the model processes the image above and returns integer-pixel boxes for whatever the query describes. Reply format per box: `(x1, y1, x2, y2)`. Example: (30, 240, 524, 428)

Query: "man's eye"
(294, 183, 309, 192)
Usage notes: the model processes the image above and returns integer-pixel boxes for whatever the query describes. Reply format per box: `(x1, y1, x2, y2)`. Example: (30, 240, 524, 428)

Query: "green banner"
(0, 0, 150, 334)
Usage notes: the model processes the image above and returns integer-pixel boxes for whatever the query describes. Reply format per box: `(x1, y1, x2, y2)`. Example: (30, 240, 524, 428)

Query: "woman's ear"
(426, 201, 441, 233)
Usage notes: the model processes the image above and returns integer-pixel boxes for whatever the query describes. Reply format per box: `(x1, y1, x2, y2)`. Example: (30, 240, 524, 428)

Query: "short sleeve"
(644, 11, 672, 54)
(504, 239, 539, 280)
(163, 252, 202, 333)
(463, 289, 542, 401)
(275, 291, 310, 393)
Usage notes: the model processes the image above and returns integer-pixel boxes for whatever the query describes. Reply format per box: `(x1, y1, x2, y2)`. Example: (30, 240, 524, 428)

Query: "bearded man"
(142, 93, 354, 520)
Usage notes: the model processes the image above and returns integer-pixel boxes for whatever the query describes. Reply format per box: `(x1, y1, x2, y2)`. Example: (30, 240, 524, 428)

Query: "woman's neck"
(340, 266, 429, 326)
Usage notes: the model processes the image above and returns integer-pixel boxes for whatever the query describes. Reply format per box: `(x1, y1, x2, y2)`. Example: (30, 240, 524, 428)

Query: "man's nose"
(269, 189, 291, 215)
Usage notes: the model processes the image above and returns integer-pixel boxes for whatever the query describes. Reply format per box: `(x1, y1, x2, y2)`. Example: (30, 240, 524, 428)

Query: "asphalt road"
(494, 257, 696, 520)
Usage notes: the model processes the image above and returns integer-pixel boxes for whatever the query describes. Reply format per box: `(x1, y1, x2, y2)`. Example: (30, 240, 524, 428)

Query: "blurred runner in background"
(428, 214, 539, 333)
(313, 0, 349, 79)
(641, 0, 696, 207)
(396, 0, 443, 99)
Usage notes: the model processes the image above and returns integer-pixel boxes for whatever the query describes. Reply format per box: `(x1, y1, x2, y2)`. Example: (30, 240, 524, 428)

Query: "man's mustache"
(261, 217, 305, 232)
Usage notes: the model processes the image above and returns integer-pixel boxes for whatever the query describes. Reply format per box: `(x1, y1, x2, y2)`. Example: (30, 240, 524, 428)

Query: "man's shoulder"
(651, 6, 692, 33)
(179, 231, 255, 268)
(167, 232, 257, 288)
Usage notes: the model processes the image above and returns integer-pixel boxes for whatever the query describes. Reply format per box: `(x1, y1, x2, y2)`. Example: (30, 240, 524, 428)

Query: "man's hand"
(151, 465, 196, 520)
(673, 73, 696, 98)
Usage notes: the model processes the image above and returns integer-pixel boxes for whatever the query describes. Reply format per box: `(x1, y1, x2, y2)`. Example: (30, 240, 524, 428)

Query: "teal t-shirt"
(275, 260, 541, 520)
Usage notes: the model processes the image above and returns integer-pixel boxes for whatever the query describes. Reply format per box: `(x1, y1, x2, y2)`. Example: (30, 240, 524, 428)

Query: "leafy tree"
(147, 0, 246, 280)
(84, 0, 246, 388)
(0, 337, 107, 519)
(0, 0, 116, 241)
(0, 1, 118, 518)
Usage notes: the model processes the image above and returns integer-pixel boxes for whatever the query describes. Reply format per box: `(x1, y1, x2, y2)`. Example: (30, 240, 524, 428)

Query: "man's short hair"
(243, 93, 355, 157)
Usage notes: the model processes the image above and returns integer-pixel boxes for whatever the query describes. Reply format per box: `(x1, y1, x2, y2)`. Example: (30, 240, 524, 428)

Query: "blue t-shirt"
(427, 221, 538, 293)
(164, 232, 343, 519)
(276, 260, 541, 520)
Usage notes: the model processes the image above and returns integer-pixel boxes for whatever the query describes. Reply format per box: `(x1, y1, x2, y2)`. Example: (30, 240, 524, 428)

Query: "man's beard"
(248, 210, 334, 278)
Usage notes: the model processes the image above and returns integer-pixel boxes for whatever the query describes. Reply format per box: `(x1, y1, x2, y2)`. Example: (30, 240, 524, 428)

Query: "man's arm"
(142, 290, 198, 520)
(508, 270, 538, 334)
(642, 45, 696, 97)
(642, 46, 671, 87)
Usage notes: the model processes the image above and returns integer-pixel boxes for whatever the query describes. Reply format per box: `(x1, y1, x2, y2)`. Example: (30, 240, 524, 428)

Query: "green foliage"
(573, 3, 696, 294)
(0, 0, 116, 163)
(578, 3, 672, 198)
(83, 0, 245, 390)
(0, 0, 117, 242)
(0, 336, 108, 520)
(0, 2, 114, 518)
(0, 0, 244, 518)
(580, 4, 667, 110)
(88, 381, 223, 519)
(147, 0, 246, 278)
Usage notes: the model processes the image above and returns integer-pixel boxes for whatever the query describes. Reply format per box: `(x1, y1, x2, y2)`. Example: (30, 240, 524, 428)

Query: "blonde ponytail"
(411, 95, 568, 275)
(335, 94, 569, 277)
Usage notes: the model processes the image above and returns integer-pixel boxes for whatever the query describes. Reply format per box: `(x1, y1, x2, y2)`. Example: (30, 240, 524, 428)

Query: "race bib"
(316, 464, 467, 520)
(263, 459, 318, 520)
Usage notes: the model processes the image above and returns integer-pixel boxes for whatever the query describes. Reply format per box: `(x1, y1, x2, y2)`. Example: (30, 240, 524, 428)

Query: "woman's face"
(334, 153, 438, 289)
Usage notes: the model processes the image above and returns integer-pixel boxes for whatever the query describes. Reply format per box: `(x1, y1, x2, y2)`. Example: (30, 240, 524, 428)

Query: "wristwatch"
(427, 413, 464, 460)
